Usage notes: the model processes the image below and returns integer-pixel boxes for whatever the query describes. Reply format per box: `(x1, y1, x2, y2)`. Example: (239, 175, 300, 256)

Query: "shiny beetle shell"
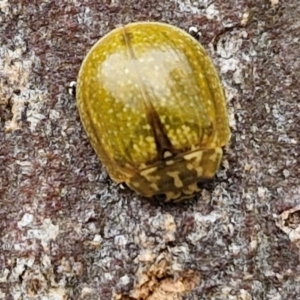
(76, 22, 230, 201)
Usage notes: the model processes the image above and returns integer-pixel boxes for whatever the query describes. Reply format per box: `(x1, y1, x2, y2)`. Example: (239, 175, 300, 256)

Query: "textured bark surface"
(1, 1, 300, 299)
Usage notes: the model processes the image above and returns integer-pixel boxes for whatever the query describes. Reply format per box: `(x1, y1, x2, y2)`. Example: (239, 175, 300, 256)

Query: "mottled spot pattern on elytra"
(126, 147, 223, 201)
(76, 22, 230, 201)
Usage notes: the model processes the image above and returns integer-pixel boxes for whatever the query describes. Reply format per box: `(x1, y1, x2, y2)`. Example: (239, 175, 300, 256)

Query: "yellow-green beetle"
(76, 22, 230, 201)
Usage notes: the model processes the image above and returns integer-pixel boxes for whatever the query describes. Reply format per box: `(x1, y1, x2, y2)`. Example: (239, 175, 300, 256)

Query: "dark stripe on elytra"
(122, 25, 178, 162)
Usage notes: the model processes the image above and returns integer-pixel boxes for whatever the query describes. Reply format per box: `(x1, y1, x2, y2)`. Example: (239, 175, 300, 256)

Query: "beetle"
(76, 22, 231, 201)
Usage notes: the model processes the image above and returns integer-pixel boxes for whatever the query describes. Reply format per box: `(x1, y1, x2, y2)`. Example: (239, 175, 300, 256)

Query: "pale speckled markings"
(150, 182, 160, 192)
(166, 171, 184, 188)
(165, 191, 181, 201)
(184, 151, 204, 177)
(209, 148, 222, 163)
(140, 166, 161, 183)
(166, 159, 175, 166)
(140, 166, 158, 177)
(184, 151, 203, 163)
(131, 181, 140, 188)
(186, 183, 199, 194)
